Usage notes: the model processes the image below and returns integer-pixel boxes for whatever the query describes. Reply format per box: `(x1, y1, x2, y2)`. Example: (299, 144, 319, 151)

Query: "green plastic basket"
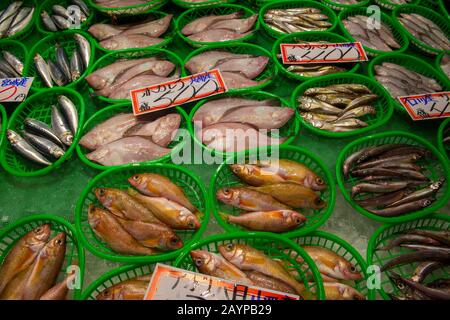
(81, 261, 172, 300)
(176, 4, 259, 48)
(321, 0, 370, 11)
(184, 43, 276, 94)
(75, 164, 209, 263)
(336, 131, 450, 223)
(338, 7, 409, 57)
(0, 104, 6, 149)
(173, 0, 236, 9)
(188, 91, 300, 159)
(0, 214, 85, 300)
(290, 230, 373, 300)
(76, 102, 190, 170)
(437, 117, 450, 163)
(375, 0, 419, 11)
(23, 30, 96, 93)
(36, 0, 95, 35)
(91, 11, 175, 54)
(86, 47, 185, 105)
(418, 0, 449, 18)
(368, 53, 450, 114)
(0, 88, 85, 177)
(86, 0, 167, 17)
(0, 39, 28, 75)
(259, 0, 338, 39)
(291, 73, 393, 138)
(0, 0, 37, 41)
(246, 0, 278, 7)
(367, 214, 450, 300)
(210, 145, 335, 237)
(174, 232, 325, 300)
(272, 31, 360, 82)
(392, 4, 450, 56)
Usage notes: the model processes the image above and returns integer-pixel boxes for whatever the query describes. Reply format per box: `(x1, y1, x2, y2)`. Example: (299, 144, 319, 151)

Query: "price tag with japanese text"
(280, 42, 368, 64)
(0, 77, 34, 102)
(144, 264, 300, 301)
(130, 69, 227, 116)
(398, 92, 450, 121)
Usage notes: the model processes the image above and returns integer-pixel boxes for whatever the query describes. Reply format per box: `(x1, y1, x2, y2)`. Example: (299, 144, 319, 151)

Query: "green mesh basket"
(184, 43, 276, 94)
(0, 104, 6, 149)
(290, 230, 373, 300)
(367, 214, 450, 300)
(76, 102, 190, 171)
(368, 53, 450, 114)
(392, 4, 450, 56)
(338, 7, 409, 57)
(75, 164, 209, 263)
(188, 91, 300, 159)
(0, 0, 37, 41)
(210, 145, 335, 237)
(86, 0, 167, 17)
(36, 0, 95, 35)
(176, 4, 259, 48)
(174, 232, 325, 300)
(245, 0, 278, 7)
(91, 11, 175, 54)
(0, 39, 28, 74)
(259, 0, 338, 39)
(437, 117, 449, 163)
(81, 262, 172, 300)
(321, 0, 370, 11)
(173, 0, 236, 9)
(0, 88, 85, 177)
(336, 131, 450, 223)
(86, 47, 185, 105)
(418, 0, 448, 18)
(272, 31, 360, 82)
(291, 73, 393, 138)
(375, 0, 419, 11)
(23, 30, 96, 93)
(0, 214, 85, 300)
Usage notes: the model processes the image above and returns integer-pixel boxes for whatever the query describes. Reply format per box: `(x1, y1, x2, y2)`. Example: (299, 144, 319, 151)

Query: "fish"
(399, 244, 450, 255)
(351, 181, 410, 198)
(128, 189, 200, 230)
(411, 262, 443, 283)
(22, 132, 65, 159)
(389, 272, 450, 300)
(48, 60, 68, 86)
(128, 173, 197, 212)
(58, 95, 78, 134)
(245, 271, 296, 294)
(55, 44, 72, 82)
(248, 183, 326, 209)
(399, 14, 450, 50)
(221, 210, 306, 233)
(74, 33, 90, 69)
(217, 106, 293, 130)
(52, 15, 70, 30)
(69, 50, 83, 81)
(51, 105, 73, 146)
(216, 187, 290, 212)
(24, 118, 64, 148)
(185, 51, 254, 75)
(86, 136, 171, 166)
(34, 54, 53, 88)
(407, 230, 450, 247)
(368, 198, 434, 217)
(214, 56, 269, 80)
(0, 224, 51, 295)
(2, 50, 23, 76)
(0, 58, 20, 77)
(208, 14, 257, 34)
(107, 74, 175, 100)
(7, 130, 52, 166)
(264, 8, 331, 33)
(100, 34, 164, 51)
(71, 0, 90, 16)
(7, 7, 34, 37)
(190, 250, 253, 285)
(218, 243, 305, 296)
(378, 234, 442, 251)
(53, 5, 70, 19)
(385, 180, 444, 208)
(88, 23, 123, 41)
(188, 29, 252, 43)
(381, 250, 450, 272)
(322, 282, 365, 300)
(88, 205, 157, 256)
(230, 164, 286, 186)
(354, 153, 422, 171)
(96, 279, 149, 300)
(181, 12, 243, 35)
(0, 2, 23, 25)
(39, 271, 77, 300)
(94, 188, 163, 225)
(120, 15, 172, 38)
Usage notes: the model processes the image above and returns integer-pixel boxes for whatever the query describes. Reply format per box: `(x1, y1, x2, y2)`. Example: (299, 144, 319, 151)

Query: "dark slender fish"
(381, 250, 450, 272)
(411, 262, 443, 283)
(22, 132, 65, 159)
(55, 44, 71, 81)
(356, 189, 412, 208)
(48, 60, 68, 86)
(351, 181, 409, 198)
(389, 272, 450, 300)
(24, 118, 64, 148)
(381, 146, 430, 158)
(356, 144, 408, 164)
(400, 244, 450, 255)
(343, 147, 375, 177)
(407, 230, 450, 247)
(70, 50, 83, 81)
(378, 234, 442, 251)
(386, 179, 445, 208)
(368, 198, 434, 217)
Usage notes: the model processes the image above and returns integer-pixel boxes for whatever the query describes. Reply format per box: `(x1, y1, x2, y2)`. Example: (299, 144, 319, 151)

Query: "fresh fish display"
(89, 15, 172, 50)
(374, 62, 443, 100)
(41, 1, 90, 31)
(86, 57, 177, 100)
(33, 33, 91, 87)
(342, 15, 400, 52)
(181, 12, 257, 43)
(342, 143, 444, 217)
(398, 13, 450, 51)
(298, 84, 377, 133)
(0, 2, 34, 38)
(264, 7, 332, 33)
(0, 225, 73, 300)
(6, 130, 52, 166)
(185, 50, 270, 90)
(86, 172, 200, 256)
(80, 112, 181, 166)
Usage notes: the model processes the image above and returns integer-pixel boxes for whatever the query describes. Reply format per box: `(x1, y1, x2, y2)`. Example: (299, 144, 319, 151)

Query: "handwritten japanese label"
(280, 42, 368, 65)
(0, 77, 34, 102)
(398, 92, 450, 121)
(145, 264, 299, 301)
(130, 70, 227, 116)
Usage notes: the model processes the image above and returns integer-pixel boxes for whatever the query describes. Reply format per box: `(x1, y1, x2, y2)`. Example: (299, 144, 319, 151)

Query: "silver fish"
(6, 7, 34, 37)
(24, 118, 64, 148)
(22, 131, 65, 159)
(41, 10, 58, 32)
(34, 54, 53, 88)
(7, 130, 52, 166)
(74, 33, 90, 69)
(58, 95, 78, 134)
(0, 1, 23, 25)
(71, 0, 90, 17)
(69, 50, 83, 81)
(52, 5, 70, 19)
(0, 58, 20, 77)
(2, 50, 23, 76)
(48, 60, 68, 87)
(51, 106, 73, 146)
(55, 44, 71, 81)
(52, 15, 70, 30)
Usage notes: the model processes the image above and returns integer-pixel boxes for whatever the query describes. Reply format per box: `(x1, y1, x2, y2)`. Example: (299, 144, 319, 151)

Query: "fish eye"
(315, 198, 324, 206)
(295, 218, 302, 224)
(56, 239, 63, 245)
(223, 188, 230, 194)
(132, 175, 140, 181)
(35, 227, 43, 233)
(98, 189, 105, 196)
(350, 266, 357, 273)
(226, 243, 234, 251)
(195, 258, 203, 267)
(316, 178, 324, 185)
(170, 237, 179, 245)
(188, 220, 196, 228)
(397, 283, 405, 290)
